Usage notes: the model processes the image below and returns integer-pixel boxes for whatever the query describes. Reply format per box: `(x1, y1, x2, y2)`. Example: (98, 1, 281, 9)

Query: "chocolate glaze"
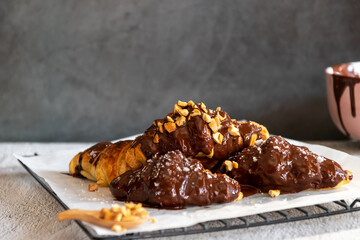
(227, 136, 351, 193)
(132, 103, 265, 162)
(72, 141, 112, 177)
(110, 150, 241, 208)
(331, 64, 360, 136)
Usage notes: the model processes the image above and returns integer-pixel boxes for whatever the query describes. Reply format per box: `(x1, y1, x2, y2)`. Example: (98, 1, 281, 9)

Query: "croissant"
(69, 100, 269, 186)
(110, 150, 242, 208)
(225, 136, 353, 194)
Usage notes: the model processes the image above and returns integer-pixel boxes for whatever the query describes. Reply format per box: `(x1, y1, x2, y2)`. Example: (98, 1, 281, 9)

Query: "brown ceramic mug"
(326, 62, 360, 139)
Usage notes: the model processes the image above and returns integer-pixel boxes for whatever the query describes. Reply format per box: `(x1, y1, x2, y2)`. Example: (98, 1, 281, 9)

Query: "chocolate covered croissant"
(224, 136, 353, 194)
(110, 150, 242, 208)
(69, 100, 269, 186)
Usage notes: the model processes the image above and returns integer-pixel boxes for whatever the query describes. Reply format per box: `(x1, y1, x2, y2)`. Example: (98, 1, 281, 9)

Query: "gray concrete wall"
(1, 0, 360, 142)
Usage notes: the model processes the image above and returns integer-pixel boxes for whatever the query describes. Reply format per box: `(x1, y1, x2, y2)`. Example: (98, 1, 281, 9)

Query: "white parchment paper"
(15, 137, 360, 237)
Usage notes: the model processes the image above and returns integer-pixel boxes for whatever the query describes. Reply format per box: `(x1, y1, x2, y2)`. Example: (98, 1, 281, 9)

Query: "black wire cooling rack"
(18, 158, 360, 240)
(104, 199, 360, 240)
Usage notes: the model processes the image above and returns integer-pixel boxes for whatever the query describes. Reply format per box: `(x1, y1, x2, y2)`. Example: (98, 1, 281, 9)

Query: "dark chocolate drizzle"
(331, 63, 360, 136)
(110, 150, 241, 208)
(332, 75, 360, 136)
(73, 152, 84, 177)
(227, 136, 351, 193)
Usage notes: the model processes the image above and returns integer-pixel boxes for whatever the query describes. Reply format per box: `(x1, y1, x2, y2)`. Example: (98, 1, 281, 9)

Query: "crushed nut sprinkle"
(202, 113, 212, 123)
(213, 132, 224, 144)
(164, 122, 176, 133)
(224, 160, 233, 171)
(209, 119, 219, 133)
(166, 116, 174, 122)
(217, 111, 226, 121)
(157, 122, 164, 133)
(187, 100, 196, 107)
(236, 192, 244, 201)
(111, 224, 124, 232)
(89, 183, 98, 192)
(153, 134, 159, 143)
(99, 203, 149, 232)
(190, 109, 201, 117)
(174, 104, 189, 116)
(216, 107, 221, 111)
(200, 102, 208, 113)
(175, 116, 186, 126)
(177, 100, 188, 107)
(249, 134, 258, 146)
(232, 161, 239, 169)
(228, 124, 240, 136)
(214, 116, 221, 126)
(268, 190, 280, 198)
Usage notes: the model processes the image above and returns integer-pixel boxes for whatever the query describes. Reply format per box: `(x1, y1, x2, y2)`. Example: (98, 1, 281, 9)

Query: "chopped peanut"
(153, 134, 159, 143)
(232, 161, 239, 169)
(175, 116, 186, 126)
(88, 183, 98, 192)
(224, 160, 233, 171)
(177, 100, 188, 107)
(202, 113, 212, 123)
(213, 132, 224, 144)
(268, 190, 280, 198)
(190, 109, 201, 117)
(164, 122, 176, 133)
(209, 119, 219, 133)
(200, 102, 208, 113)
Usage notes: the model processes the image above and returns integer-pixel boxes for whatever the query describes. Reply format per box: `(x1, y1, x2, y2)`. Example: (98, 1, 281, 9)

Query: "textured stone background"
(1, 0, 360, 142)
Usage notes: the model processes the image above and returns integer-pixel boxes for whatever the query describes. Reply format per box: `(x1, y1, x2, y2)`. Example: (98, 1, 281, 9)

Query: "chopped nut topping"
(217, 112, 226, 121)
(166, 116, 174, 122)
(175, 116, 186, 126)
(236, 192, 244, 201)
(224, 160, 233, 171)
(202, 113, 212, 123)
(114, 213, 123, 221)
(157, 122, 164, 133)
(249, 134, 258, 146)
(207, 148, 214, 158)
(216, 107, 221, 111)
(104, 210, 115, 220)
(232, 161, 239, 169)
(213, 132, 224, 144)
(89, 183, 98, 192)
(153, 134, 159, 143)
(268, 190, 280, 198)
(209, 119, 219, 133)
(164, 122, 176, 133)
(99, 202, 149, 232)
(190, 109, 201, 117)
(178, 100, 188, 107)
(228, 124, 240, 136)
(196, 148, 214, 158)
(174, 104, 189, 116)
(187, 100, 196, 107)
(111, 224, 124, 232)
(214, 116, 221, 126)
(200, 102, 208, 113)
(111, 204, 121, 212)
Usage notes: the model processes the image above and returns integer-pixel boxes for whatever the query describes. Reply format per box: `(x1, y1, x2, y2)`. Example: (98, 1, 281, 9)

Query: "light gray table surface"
(2, 141, 360, 240)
